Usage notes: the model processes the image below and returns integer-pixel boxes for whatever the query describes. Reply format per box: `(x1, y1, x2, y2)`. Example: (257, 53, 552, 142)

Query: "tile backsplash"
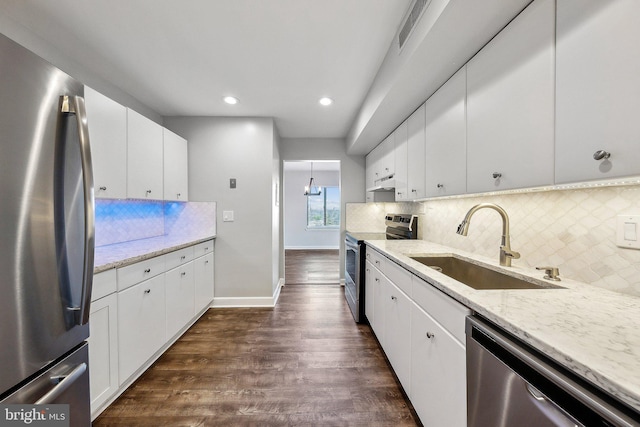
(347, 185, 640, 297)
(96, 199, 216, 247)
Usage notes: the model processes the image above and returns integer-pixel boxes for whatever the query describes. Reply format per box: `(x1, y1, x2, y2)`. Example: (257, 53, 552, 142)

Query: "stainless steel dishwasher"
(466, 316, 640, 426)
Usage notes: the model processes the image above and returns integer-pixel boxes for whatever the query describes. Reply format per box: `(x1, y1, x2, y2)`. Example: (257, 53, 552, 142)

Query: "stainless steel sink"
(410, 255, 564, 290)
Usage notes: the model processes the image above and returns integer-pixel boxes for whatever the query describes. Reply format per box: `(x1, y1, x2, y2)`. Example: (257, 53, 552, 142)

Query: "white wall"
(284, 169, 340, 249)
(280, 138, 366, 279)
(164, 117, 280, 301)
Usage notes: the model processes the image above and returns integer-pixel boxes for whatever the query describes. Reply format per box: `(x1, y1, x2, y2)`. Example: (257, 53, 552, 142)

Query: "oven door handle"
(345, 239, 360, 251)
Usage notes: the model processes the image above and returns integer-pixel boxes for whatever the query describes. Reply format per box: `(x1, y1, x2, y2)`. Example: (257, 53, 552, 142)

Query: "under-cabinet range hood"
(366, 176, 395, 192)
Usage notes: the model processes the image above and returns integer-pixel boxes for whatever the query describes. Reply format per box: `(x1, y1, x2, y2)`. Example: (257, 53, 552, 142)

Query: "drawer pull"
(144, 289, 151, 294)
(181, 256, 186, 260)
(375, 278, 380, 283)
(144, 269, 151, 273)
(426, 332, 435, 339)
(205, 247, 209, 251)
(205, 260, 209, 264)
(181, 272, 186, 277)
(99, 186, 107, 191)
(391, 295, 397, 301)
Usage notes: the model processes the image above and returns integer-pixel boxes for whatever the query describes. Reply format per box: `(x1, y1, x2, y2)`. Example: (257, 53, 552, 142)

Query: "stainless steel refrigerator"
(0, 33, 94, 426)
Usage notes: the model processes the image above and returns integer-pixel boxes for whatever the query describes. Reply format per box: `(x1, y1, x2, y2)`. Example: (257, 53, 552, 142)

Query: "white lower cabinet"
(89, 292, 118, 416)
(194, 252, 214, 314)
(411, 303, 467, 427)
(117, 274, 166, 385)
(383, 281, 412, 394)
(165, 261, 195, 339)
(365, 246, 471, 426)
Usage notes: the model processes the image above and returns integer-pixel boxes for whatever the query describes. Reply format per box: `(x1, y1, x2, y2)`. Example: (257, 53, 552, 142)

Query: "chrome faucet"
(456, 203, 521, 267)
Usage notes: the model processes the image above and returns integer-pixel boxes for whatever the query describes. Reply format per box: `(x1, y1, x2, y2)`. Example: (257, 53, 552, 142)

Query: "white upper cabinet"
(555, 0, 640, 183)
(163, 128, 189, 201)
(425, 67, 467, 197)
(406, 104, 426, 200)
(466, 0, 555, 193)
(394, 120, 409, 201)
(85, 86, 127, 199)
(381, 132, 395, 179)
(126, 108, 163, 200)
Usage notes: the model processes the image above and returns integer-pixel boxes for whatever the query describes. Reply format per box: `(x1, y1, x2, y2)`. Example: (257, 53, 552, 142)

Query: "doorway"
(283, 160, 341, 285)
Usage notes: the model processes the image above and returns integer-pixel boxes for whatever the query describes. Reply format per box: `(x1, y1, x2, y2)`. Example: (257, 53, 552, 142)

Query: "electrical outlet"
(616, 215, 640, 249)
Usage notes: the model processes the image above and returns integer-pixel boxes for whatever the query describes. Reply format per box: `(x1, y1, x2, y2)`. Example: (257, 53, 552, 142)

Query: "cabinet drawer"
(385, 259, 412, 296)
(193, 240, 214, 257)
(92, 269, 117, 302)
(366, 247, 386, 274)
(164, 246, 194, 271)
(117, 255, 165, 291)
(412, 275, 471, 344)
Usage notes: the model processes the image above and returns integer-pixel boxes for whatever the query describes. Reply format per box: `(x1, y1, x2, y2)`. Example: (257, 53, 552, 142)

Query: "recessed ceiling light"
(319, 97, 333, 106)
(223, 96, 239, 105)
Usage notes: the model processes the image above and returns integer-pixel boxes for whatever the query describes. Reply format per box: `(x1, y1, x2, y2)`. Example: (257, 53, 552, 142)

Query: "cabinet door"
(394, 121, 409, 201)
(556, 0, 640, 183)
(369, 143, 385, 183)
(165, 261, 195, 339)
(194, 252, 214, 314)
(117, 274, 166, 384)
(127, 108, 163, 200)
(88, 293, 118, 415)
(425, 67, 467, 197)
(163, 128, 189, 201)
(466, 0, 555, 193)
(411, 303, 466, 427)
(382, 132, 395, 178)
(364, 261, 375, 325)
(383, 281, 412, 395)
(407, 104, 426, 200)
(365, 151, 376, 192)
(85, 87, 127, 199)
(371, 267, 386, 346)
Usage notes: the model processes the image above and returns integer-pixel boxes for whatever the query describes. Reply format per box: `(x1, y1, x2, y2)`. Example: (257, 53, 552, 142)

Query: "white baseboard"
(212, 278, 285, 308)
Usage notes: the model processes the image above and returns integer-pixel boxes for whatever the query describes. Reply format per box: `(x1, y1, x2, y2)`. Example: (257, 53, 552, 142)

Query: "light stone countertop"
(365, 239, 640, 414)
(94, 234, 216, 274)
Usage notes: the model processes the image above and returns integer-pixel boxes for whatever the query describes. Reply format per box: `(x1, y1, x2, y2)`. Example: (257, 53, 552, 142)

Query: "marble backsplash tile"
(348, 185, 640, 297)
(95, 199, 216, 247)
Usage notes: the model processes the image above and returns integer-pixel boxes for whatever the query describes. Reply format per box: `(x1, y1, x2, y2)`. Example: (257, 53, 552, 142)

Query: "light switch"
(616, 215, 640, 249)
(223, 210, 234, 222)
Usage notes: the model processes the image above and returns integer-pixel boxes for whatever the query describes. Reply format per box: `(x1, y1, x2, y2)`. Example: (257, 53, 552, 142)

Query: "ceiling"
(1, 0, 411, 139)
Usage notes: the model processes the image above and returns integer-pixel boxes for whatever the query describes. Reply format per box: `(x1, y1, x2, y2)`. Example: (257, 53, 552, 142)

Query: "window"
(307, 186, 340, 228)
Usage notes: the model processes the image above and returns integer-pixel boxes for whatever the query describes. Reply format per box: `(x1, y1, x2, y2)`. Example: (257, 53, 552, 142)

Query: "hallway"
(285, 249, 340, 285)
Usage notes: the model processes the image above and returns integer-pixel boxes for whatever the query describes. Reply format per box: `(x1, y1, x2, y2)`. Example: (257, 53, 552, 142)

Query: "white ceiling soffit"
(346, 0, 533, 155)
(0, 0, 411, 139)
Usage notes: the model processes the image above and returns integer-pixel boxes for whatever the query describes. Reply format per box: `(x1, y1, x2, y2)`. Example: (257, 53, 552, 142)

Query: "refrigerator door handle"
(34, 362, 87, 405)
(61, 95, 95, 326)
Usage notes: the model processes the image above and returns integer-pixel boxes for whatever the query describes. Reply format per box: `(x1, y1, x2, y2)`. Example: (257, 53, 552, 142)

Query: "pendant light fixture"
(304, 162, 322, 196)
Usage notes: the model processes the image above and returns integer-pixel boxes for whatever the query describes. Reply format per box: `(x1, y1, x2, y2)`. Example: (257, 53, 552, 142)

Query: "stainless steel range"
(344, 213, 418, 323)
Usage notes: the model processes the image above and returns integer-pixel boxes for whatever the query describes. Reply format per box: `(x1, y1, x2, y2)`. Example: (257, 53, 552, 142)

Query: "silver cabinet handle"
(411, 189, 417, 193)
(181, 272, 186, 277)
(391, 295, 397, 301)
(35, 363, 87, 405)
(144, 289, 151, 294)
(375, 278, 380, 283)
(144, 268, 151, 273)
(205, 260, 209, 264)
(99, 186, 107, 191)
(146, 190, 152, 194)
(593, 150, 611, 160)
(181, 256, 186, 260)
(426, 332, 435, 339)
(493, 172, 502, 179)
(177, 193, 181, 198)
(437, 183, 444, 188)
(61, 95, 94, 326)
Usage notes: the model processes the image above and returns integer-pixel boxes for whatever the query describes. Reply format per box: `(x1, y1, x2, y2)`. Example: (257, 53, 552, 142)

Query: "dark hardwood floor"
(285, 249, 340, 285)
(94, 285, 419, 426)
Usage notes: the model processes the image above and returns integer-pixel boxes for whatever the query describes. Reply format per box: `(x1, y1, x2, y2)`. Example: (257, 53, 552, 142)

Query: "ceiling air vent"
(398, 0, 431, 50)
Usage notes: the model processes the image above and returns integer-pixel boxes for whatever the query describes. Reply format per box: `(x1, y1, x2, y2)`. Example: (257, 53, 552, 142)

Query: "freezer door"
(1, 343, 90, 426)
(0, 34, 94, 396)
